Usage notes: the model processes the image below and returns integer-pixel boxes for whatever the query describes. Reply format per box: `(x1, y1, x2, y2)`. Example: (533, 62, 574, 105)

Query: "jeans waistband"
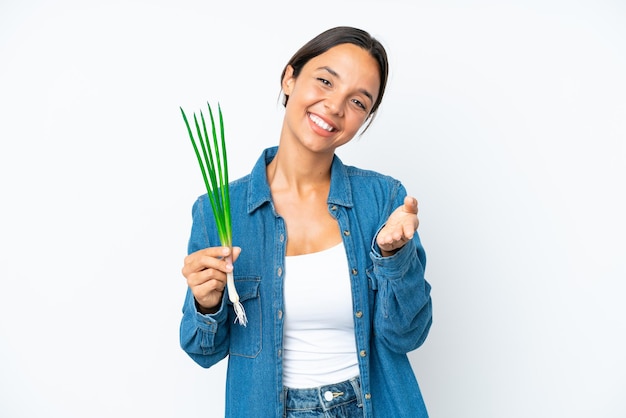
(284, 376, 362, 412)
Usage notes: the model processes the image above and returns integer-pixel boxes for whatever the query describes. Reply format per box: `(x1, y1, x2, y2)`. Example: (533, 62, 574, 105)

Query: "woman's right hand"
(182, 246, 241, 313)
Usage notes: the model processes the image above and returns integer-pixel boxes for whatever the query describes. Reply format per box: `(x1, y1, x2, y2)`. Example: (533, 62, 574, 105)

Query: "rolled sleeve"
(369, 234, 432, 353)
(180, 285, 230, 367)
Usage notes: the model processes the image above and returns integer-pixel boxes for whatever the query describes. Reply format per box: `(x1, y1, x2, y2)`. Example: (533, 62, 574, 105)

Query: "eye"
(317, 77, 332, 87)
(352, 98, 367, 111)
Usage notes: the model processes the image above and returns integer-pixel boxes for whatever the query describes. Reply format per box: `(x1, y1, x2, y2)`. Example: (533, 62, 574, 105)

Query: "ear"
(282, 65, 295, 95)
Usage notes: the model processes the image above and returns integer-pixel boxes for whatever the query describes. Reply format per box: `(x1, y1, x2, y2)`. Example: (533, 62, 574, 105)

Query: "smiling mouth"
(308, 113, 336, 132)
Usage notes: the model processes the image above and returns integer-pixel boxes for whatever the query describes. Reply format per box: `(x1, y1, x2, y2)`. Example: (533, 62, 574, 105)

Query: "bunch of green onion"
(180, 102, 247, 326)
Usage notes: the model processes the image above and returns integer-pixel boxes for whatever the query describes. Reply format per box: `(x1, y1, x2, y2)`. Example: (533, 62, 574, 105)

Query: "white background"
(1, 1, 625, 417)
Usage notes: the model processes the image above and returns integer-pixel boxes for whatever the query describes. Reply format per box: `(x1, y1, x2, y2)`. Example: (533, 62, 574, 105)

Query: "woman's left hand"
(376, 196, 419, 256)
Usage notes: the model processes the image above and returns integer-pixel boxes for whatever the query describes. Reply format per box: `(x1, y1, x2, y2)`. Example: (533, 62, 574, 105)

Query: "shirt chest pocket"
(227, 277, 262, 358)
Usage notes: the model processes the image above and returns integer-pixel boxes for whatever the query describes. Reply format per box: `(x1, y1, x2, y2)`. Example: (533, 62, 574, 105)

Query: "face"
(281, 43, 381, 154)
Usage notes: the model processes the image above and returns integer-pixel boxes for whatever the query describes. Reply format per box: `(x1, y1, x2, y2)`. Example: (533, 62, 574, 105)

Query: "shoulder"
(333, 153, 401, 188)
(344, 163, 399, 183)
(342, 163, 405, 198)
(330, 159, 406, 218)
(229, 173, 252, 190)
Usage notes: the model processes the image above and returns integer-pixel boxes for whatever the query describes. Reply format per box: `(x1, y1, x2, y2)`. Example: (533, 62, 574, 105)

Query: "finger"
(184, 246, 231, 272)
(196, 274, 226, 293)
(379, 228, 402, 248)
(202, 246, 233, 258)
(403, 196, 418, 214)
(232, 246, 242, 262)
(186, 267, 227, 288)
(192, 277, 226, 305)
(403, 219, 417, 241)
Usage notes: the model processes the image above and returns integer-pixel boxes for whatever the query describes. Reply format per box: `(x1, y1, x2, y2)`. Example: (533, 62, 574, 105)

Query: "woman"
(180, 26, 432, 418)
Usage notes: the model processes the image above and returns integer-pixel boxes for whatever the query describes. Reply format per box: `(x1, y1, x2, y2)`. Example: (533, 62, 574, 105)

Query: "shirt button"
(365, 393, 371, 400)
(324, 391, 333, 401)
(343, 230, 350, 236)
(360, 350, 367, 357)
(355, 311, 363, 318)
(280, 234, 285, 242)
(278, 310, 283, 319)
(277, 267, 283, 277)
(278, 349, 282, 357)
(351, 268, 358, 275)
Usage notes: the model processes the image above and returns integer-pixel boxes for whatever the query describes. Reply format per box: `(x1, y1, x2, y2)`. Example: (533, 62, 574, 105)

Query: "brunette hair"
(280, 26, 389, 132)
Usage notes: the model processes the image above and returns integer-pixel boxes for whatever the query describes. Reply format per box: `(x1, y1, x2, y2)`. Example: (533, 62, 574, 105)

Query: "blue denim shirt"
(180, 147, 432, 417)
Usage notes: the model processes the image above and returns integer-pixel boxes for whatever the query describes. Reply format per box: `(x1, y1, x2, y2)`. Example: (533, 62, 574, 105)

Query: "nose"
(324, 95, 344, 117)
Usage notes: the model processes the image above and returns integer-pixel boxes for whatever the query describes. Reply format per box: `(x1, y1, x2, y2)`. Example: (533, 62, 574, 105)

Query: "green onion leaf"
(180, 102, 246, 326)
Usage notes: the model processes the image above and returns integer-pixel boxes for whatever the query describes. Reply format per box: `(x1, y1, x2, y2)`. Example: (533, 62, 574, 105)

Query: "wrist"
(195, 299, 219, 315)
(380, 248, 399, 257)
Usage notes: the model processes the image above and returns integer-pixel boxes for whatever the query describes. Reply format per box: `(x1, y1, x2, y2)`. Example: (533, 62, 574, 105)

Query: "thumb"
(403, 196, 418, 214)
(232, 246, 242, 262)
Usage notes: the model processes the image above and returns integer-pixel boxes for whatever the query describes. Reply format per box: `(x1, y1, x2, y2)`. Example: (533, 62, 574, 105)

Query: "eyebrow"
(318, 66, 374, 104)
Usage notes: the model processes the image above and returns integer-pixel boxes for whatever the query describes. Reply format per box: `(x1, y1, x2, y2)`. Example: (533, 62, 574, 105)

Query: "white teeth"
(309, 113, 334, 131)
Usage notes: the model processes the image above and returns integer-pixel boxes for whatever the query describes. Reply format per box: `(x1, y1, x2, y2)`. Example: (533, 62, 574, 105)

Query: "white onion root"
(226, 271, 247, 326)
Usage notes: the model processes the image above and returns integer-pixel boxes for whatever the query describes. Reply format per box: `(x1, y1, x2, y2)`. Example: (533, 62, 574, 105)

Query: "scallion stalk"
(180, 102, 247, 326)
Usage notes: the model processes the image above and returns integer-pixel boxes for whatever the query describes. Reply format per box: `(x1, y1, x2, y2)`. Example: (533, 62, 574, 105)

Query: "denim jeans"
(283, 376, 364, 418)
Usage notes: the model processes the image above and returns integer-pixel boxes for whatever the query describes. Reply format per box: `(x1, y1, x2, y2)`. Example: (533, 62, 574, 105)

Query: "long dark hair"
(280, 26, 389, 132)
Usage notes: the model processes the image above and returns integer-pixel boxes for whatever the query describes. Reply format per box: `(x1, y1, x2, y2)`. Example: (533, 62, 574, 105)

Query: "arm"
(370, 193, 433, 353)
(178, 197, 235, 368)
(180, 286, 230, 368)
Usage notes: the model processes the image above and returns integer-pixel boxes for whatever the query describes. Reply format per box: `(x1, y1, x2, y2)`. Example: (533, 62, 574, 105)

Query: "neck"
(266, 143, 334, 193)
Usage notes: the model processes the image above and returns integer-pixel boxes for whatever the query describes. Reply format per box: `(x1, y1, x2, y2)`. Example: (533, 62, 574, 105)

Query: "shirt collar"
(246, 146, 354, 214)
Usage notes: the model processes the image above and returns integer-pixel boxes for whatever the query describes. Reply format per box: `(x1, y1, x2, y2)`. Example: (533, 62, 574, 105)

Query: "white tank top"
(282, 242, 359, 388)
